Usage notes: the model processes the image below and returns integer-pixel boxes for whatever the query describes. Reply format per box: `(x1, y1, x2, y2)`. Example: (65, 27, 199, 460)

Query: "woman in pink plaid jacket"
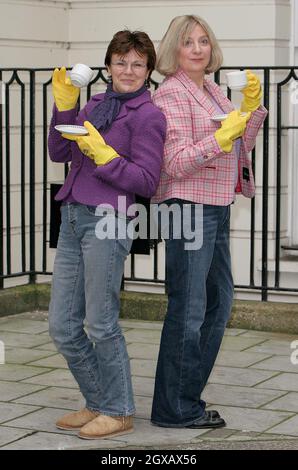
(151, 15, 268, 429)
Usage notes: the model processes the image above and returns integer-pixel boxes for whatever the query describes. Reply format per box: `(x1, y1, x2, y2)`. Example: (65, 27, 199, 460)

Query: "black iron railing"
(0, 66, 298, 300)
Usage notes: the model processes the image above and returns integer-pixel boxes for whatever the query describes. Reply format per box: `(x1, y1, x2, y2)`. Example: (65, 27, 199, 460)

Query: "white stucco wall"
(0, 1, 69, 67)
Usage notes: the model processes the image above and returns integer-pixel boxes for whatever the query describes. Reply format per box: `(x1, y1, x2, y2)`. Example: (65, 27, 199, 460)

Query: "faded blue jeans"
(49, 202, 135, 416)
(151, 201, 234, 427)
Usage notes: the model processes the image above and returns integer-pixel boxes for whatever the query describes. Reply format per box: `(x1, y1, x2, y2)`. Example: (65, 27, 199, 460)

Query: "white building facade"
(0, 0, 297, 302)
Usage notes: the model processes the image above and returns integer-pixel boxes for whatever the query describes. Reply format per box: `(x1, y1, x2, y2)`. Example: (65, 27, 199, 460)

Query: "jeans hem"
(98, 409, 135, 417)
(86, 406, 101, 413)
(151, 415, 204, 428)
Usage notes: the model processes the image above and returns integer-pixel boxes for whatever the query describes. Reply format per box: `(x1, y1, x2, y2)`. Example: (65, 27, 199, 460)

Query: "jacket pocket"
(200, 166, 216, 179)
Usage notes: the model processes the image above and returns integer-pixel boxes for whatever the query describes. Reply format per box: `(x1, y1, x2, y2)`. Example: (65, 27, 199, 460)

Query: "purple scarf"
(88, 82, 147, 131)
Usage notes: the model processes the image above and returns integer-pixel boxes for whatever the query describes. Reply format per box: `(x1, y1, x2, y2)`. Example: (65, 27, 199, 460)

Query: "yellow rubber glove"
(52, 67, 80, 111)
(240, 70, 262, 112)
(62, 121, 120, 166)
(214, 110, 251, 153)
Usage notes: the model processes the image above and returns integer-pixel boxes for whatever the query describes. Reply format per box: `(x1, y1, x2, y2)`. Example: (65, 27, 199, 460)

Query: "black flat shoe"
(186, 410, 226, 429)
(206, 410, 220, 418)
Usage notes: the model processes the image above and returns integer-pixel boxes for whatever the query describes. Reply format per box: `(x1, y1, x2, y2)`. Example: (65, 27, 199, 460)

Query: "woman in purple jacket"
(48, 30, 166, 440)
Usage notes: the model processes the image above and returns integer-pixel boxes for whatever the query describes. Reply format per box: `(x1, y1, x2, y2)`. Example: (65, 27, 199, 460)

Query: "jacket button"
(204, 152, 213, 159)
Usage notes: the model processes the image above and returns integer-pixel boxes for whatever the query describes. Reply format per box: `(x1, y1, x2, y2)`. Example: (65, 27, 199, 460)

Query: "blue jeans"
(151, 202, 234, 427)
(49, 203, 135, 416)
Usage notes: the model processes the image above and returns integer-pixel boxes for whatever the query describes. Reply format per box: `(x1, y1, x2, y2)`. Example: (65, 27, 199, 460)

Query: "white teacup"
(69, 63, 94, 87)
(226, 70, 247, 90)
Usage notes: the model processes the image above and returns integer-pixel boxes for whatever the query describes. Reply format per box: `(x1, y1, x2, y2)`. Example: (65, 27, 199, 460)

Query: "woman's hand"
(214, 110, 251, 153)
(240, 70, 262, 112)
(52, 67, 80, 111)
(62, 121, 120, 166)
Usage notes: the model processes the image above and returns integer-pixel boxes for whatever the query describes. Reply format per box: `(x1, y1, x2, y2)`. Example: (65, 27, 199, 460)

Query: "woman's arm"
(93, 110, 167, 198)
(48, 105, 78, 163)
(152, 88, 225, 179)
(242, 105, 268, 153)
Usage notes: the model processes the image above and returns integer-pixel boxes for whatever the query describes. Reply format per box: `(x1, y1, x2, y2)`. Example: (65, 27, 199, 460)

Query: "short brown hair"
(156, 15, 223, 76)
(105, 30, 156, 79)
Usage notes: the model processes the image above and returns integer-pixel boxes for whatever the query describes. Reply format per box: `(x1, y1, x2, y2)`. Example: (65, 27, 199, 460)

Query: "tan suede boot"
(78, 414, 134, 439)
(56, 408, 100, 430)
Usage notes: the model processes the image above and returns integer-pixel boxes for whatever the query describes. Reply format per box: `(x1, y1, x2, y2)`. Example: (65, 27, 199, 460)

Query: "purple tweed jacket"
(48, 90, 166, 211)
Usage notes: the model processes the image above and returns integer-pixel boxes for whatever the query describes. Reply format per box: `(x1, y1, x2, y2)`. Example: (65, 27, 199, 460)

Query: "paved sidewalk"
(0, 310, 298, 450)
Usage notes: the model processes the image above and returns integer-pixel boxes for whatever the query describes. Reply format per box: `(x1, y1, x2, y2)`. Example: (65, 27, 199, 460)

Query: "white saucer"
(211, 114, 228, 122)
(211, 112, 248, 122)
(54, 125, 88, 135)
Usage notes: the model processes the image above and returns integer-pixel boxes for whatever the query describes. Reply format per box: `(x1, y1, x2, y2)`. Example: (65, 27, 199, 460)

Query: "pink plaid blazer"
(151, 69, 268, 206)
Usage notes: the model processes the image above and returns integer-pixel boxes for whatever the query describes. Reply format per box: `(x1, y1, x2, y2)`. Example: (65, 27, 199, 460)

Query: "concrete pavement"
(0, 310, 298, 450)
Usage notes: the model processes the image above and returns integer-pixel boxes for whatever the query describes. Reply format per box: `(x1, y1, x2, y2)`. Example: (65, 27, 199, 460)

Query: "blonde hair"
(156, 15, 223, 76)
